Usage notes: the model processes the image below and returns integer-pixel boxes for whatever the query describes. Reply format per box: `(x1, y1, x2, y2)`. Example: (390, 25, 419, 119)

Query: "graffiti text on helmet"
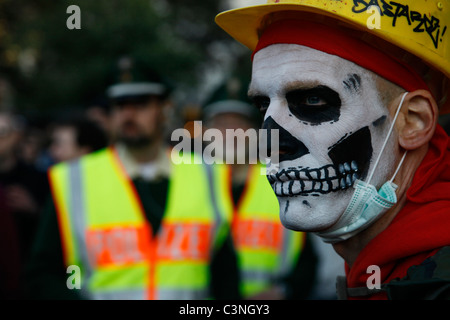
(352, 0, 447, 49)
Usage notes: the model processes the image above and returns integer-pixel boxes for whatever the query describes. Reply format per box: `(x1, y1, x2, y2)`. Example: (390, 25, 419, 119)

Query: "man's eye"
(251, 96, 270, 115)
(286, 86, 341, 124)
(304, 95, 326, 106)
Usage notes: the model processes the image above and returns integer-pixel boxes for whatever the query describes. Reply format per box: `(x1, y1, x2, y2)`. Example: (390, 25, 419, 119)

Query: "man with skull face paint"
(216, 0, 450, 299)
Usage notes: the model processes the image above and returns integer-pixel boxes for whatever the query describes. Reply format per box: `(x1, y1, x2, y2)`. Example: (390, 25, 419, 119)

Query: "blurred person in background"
(18, 119, 53, 173)
(49, 114, 108, 163)
(0, 111, 49, 299)
(0, 186, 22, 299)
(307, 234, 345, 300)
(203, 99, 318, 299)
(26, 58, 240, 300)
(85, 97, 114, 144)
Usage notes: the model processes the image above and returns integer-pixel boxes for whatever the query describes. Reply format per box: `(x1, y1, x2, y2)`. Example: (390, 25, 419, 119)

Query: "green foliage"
(0, 0, 234, 112)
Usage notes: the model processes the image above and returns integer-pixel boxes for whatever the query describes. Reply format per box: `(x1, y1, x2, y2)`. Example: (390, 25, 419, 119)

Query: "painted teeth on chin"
(346, 175, 352, 187)
(338, 161, 359, 190)
(268, 161, 358, 183)
(351, 160, 358, 171)
(340, 178, 347, 189)
(269, 161, 360, 196)
(338, 161, 358, 175)
(268, 165, 335, 183)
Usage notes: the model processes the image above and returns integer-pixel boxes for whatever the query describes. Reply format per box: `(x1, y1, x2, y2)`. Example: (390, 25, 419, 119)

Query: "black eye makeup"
(286, 85, 341, 125)
(251, 95, 271, 116)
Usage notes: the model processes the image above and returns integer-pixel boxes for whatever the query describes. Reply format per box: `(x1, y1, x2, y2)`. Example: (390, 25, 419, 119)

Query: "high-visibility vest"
(225, 163, 305, 298)
(48, 147, 232, 300)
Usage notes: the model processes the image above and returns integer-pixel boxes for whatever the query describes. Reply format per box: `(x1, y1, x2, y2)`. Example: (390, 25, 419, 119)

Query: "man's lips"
(267, 161, 360, 197)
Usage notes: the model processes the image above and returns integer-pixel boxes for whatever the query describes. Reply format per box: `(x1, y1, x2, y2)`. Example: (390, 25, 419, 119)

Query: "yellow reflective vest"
(225, 163, 305, 298)
(48, 147, 232, 300)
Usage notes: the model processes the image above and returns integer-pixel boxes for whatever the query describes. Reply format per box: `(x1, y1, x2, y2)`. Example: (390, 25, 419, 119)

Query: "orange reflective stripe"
(157, 223, 212, 261)
(232, 219, 283, 251)
(51, 148, 227, 299)
(86, 225, 152, 267)
(148, 238, 158, 300)
(48, 167, 75, 267)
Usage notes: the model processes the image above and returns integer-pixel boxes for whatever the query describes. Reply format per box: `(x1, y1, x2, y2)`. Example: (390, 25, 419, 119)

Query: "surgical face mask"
(316, 92, 409, 243)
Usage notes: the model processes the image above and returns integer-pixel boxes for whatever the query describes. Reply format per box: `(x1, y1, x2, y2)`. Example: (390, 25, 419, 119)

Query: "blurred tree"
(0, 0, 249, 113)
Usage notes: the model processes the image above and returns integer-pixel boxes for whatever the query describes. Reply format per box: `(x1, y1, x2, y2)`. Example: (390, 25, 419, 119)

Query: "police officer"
(26, 58, 240, 300)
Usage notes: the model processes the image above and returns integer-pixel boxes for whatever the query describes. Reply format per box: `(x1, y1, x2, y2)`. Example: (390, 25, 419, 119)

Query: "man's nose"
(119, 104, 140, 117)
(262, 116, 310, 162)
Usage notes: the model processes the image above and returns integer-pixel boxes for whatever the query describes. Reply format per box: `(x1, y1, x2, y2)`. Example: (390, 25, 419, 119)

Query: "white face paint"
(249, 44, 398, 232)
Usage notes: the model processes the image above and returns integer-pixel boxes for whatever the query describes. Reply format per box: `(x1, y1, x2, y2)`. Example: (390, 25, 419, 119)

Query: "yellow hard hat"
(216, 0, 450, 114)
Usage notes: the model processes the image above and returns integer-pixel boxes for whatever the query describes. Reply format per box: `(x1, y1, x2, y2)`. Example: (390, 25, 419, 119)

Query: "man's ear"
(396, 90, 438, 150)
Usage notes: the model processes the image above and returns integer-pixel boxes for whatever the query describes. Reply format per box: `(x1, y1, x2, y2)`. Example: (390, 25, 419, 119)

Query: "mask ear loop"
(367, 92, 409, 186)
(389, 150, 407, 183)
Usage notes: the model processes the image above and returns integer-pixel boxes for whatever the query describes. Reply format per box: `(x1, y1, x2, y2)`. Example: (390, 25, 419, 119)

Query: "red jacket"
(344, 124, 450, 300)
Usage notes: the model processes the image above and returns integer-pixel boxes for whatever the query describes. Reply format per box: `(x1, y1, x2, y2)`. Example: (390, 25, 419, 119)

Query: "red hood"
(346, 124, 450, 299)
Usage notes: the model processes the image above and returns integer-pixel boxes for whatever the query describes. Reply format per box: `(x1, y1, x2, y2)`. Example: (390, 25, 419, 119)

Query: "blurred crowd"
(1, 57, 449, 301)
(0, 105, 110, 299)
